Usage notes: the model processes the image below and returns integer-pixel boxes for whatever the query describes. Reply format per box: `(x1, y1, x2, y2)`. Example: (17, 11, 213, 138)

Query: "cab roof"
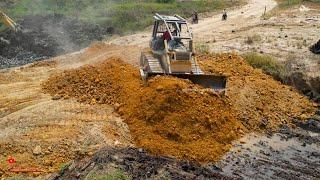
(153, 13, 187, 24)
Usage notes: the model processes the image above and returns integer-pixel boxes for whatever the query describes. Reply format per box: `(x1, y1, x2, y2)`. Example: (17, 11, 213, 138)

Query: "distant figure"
(189, 27, 193, 38)
(163, 30, 171, 41)
(222, 9, 227, 21)
(192, 11, 198, 24)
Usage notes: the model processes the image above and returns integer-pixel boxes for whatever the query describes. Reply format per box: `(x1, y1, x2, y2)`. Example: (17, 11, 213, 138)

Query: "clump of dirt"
(42, 54, 315, 163)
(53, 147, 229, 179)
(43, 58, 140, 105)
(43, 58, 244, 163)
(198, 53, 316, 131)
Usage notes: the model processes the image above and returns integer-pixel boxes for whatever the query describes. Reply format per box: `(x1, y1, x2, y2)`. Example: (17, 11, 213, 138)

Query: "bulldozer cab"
(151, 14, 193, 53)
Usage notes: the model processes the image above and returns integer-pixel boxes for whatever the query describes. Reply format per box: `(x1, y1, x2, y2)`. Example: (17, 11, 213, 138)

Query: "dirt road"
(0, 44, 141, 177)
(109, 0, 277, 47)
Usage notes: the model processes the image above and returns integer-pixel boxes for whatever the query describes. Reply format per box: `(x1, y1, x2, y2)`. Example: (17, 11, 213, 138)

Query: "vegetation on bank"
(277, 0, 320, 8)
(84, 169, 130, 180)
(3, 0, 244, 34)
(242, 52, 288, 81)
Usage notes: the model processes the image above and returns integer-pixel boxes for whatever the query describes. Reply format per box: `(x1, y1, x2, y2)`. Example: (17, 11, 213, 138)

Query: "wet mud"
(215, 118, 320, 179)
(52, 147, 229, 180)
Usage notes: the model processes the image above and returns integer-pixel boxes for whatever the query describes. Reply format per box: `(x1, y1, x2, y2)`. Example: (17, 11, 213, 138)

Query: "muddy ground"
(216, 117, 320, 179)
(0, 15, 109, 69)
(52, 147, 228, 180)
(52, 117, 320, 179)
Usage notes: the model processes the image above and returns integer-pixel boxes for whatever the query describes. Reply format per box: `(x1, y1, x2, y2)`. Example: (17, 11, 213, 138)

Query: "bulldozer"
(140, 14, 226, 90)
(0, 11, 19, 44)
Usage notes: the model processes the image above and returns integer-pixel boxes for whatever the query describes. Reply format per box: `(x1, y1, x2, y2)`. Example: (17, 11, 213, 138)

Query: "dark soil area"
(285, 71, 320, 103)
(310, 39, 320, 54)
(0, 14, 109, 69)
(51, 147, 229, 180)
(215, 116, 320, 179)
(52, 116, 320, 180)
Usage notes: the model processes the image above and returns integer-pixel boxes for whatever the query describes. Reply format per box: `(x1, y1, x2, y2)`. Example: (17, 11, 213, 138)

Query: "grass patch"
(59, 162, 71, 173)
(195, 43, 210, 54)
(245, 34, 262, 45)
(242, 52, 288, 81)
(3, 0, 244, 35)
(85, 169, 130, 180)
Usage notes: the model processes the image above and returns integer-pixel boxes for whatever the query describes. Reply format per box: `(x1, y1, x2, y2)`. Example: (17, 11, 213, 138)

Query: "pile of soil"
(43, 58, 244, 163)
(0, 15, 109, 69)
(42, 54, 315, 163)
(198, 53, 315, 131)
(53, 147, 228, 179)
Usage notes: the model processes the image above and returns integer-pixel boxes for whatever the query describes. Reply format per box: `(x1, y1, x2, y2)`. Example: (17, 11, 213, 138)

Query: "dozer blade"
(172, 74, 227, 90)
(148, 73, 227, 90)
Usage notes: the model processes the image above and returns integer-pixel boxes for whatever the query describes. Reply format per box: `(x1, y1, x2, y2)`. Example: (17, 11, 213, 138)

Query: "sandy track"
(0, 44, 142, 176)
(108, 0, 277, 47)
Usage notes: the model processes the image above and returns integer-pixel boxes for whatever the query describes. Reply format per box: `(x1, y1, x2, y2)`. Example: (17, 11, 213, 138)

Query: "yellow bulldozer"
(140, 14, 227, 91)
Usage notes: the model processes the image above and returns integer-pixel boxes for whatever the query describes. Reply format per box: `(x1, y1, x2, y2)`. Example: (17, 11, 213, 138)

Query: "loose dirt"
(0, 44, 139, 178)
(198, 53, 316, 131)
(43, 58, 244, 163)
(42, 53, 315, 164)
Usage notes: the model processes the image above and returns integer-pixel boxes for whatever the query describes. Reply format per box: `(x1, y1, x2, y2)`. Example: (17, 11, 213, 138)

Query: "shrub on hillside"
(156, 0, 176, 3)
(242, 52, 288, 81)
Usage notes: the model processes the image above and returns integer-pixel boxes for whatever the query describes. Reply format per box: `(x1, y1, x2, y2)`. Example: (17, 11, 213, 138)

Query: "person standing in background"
(222, 9, 228, 21)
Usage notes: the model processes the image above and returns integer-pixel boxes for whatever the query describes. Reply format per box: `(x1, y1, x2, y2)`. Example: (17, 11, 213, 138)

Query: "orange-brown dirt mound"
(197, 53, 315, 131)
(42, 54, 315, 163)
(43, 58, 244, 163)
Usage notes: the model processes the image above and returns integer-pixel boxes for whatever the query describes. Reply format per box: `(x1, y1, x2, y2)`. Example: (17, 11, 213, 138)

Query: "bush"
(156, 0, 175, 3)
(85, 170, 130, 180)
(195, 43, 210, 54)
(242, 52, 288, 81)
(245, 34, 262, 45)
